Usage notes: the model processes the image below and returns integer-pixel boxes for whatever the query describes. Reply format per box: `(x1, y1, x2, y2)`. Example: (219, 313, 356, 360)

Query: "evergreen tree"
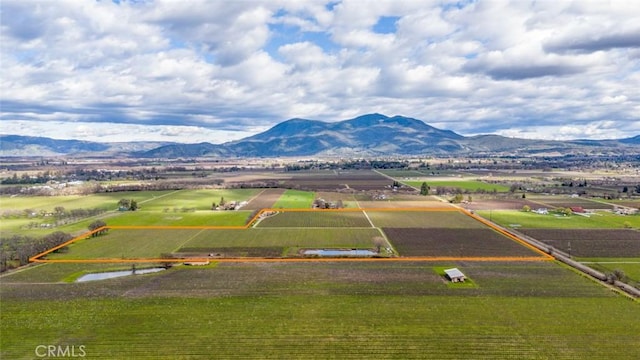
(420, 182, 430, 195)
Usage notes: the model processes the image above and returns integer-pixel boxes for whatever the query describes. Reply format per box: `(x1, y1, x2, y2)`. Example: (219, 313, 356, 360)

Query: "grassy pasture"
(183, 228, 382, 250)
(0, 191, 177, 212)
(46, 229, 202, 260)
(105, 210, 252, 227)
(2, 261, 638, 359)
(45, 227, 383, 260)
(367, 210, 485, 228)
(405, 180, 511, 192)
(271, 189, 315, 208)
(477, 210, 640, 229)
(257, 210, 372, 228)
(579, 258, 640, 288)
(136, 189, 259, 211)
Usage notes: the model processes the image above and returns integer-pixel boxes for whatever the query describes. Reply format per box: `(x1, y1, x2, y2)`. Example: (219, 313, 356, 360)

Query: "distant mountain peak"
(2, 114, 639, 158)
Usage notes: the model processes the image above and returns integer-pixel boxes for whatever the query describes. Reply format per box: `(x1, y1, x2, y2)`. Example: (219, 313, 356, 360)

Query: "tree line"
(0, 231, 73, 272)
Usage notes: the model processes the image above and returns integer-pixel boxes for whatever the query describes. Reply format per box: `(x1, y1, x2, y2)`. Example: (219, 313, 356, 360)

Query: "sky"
(1, 0, 639, 144)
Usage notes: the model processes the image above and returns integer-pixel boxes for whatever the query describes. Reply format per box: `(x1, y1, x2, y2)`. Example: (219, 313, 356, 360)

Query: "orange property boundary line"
(29, 207, 553, 263)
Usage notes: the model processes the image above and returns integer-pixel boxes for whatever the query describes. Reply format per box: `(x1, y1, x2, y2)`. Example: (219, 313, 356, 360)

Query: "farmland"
(518, 229, 640, 258)
(476, 210, 640, 229)
(404, 180, 511, 192)
(271, 189, 316, 208)
(2, 261, 639, 359)
(257, 210, 372, 228)
(384, 228, 542, 257)
(366, 210, 485, 228)
(2, 166, 639, 359)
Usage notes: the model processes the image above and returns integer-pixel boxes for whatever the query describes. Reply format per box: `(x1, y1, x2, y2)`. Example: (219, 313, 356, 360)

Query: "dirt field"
(531, 197, 614, 210)
(384, 228, 540, 257)
(357, 199, 450, 209)
(464, 198, 541, 211)
(519, 229, 640, 257)
(243, 188, 286, 210)
(280, 170, 396, 191)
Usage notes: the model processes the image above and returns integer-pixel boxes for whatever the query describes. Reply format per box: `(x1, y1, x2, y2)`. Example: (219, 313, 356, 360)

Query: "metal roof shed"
(444, 268, 466, 282)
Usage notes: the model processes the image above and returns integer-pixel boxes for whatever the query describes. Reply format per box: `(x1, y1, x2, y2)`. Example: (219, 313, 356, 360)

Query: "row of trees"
(0, 231, 73, 272)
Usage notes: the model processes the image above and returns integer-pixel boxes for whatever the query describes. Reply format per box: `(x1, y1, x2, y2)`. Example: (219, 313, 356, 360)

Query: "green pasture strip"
(477, 210, 640, 229)
(46, 229, 204, 260)
(0, 191, 176, 212)
(272, 190, 315, 208)
(137, 189, 260, 211)
(367, 210, 486, 228)
(578, 258, 640, 285)
(104, 210, 252, 227)
(257, 211, 371, 228)
(2, 294, 638, 359)
(182, 228, 381, 249)
(404, 180, 511, 192)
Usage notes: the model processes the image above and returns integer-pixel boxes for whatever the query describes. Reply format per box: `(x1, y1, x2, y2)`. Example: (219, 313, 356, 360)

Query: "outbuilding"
(444, 268, 466, 282)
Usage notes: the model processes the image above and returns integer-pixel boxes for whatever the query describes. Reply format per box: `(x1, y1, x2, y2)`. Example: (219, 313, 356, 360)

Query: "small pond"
(303, 249, 378, 257)
(76, 267, 165, 282)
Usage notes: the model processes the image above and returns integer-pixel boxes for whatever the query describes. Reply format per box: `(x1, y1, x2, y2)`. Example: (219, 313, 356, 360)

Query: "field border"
(29, 207, 553, 263)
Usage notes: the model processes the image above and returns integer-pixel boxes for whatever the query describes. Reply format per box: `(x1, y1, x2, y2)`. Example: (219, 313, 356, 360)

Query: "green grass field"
(367, 210, 485, 228)
(257, 211, 372, 227)
(45, 227, 383, 260)
(477, 210, 640, 229)
(578, 258, 640, 287)
(105, 210, 252, 227)
(47, 229, 202, 260)
(1, 261, 638, 359)
(405, 180, 511, 192)
(184, 228, 382, 249)
(3, 188, 639, 359)
(272, 190, 315, 208)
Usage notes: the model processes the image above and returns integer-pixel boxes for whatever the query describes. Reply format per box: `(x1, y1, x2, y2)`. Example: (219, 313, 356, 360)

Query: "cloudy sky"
(1, 0, 639, 143)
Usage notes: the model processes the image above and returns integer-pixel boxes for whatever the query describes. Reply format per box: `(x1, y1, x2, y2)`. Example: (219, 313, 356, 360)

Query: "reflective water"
(303, 249, 378, 257)
(76, 268, 165, 282)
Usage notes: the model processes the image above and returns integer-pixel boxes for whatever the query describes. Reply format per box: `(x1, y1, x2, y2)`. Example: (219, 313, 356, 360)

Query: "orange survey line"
(459, 208, 553, 260)
(31, 256, 551, 264)
(29, 206, 552, 263)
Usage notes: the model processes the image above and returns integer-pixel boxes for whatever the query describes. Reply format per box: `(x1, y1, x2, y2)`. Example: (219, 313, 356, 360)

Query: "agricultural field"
(404, 180, 511, 192)
(518, 229, 640, 258)
(2, 177, 639, 359)
(46, 229, 202, 260)
(241, 188, 286, 210)
(580, 258, 640, 288)
(476, 210, 640, 229)
(527, 196, 614, 210)
(384, 228, 542, 257)
(367, 210, 485, 228)
(2, 261, 639, 359)
(105, 210, 252, 227)
(280, 170, 394, 191)
(181, 228, 382, 256)
(256, 210, 372, 228)
(271, 189, 316, 208)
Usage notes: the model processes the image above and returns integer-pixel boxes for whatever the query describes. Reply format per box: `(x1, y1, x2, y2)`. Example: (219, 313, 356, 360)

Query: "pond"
(303, 249, 378, 257)
(76, 267, 166, 282)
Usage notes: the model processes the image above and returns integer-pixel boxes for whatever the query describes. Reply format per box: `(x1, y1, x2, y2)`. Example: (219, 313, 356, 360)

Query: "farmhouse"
(444, 268, 466, 282)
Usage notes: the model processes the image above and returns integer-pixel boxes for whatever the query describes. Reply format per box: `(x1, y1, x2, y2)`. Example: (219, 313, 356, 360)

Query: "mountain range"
(1, 114, 639, 157)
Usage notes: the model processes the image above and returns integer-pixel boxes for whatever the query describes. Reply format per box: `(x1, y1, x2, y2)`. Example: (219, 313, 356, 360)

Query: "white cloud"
(0, 0, 638, 143)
